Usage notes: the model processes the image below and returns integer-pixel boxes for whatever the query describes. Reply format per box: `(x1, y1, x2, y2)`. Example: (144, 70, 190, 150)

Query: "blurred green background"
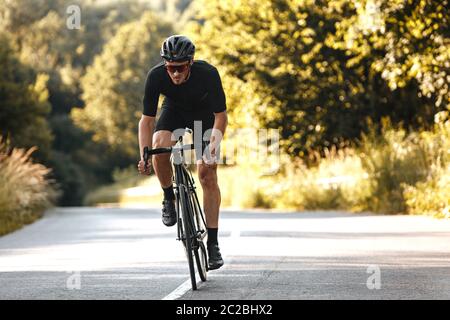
(0, 0, 449, 235)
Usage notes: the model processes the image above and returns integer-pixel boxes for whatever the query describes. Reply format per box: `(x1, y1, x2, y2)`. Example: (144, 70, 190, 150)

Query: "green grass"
(84, 165, 162, 206)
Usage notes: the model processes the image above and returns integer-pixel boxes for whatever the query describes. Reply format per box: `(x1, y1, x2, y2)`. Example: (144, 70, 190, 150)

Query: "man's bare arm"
(138, 115, 155, 159)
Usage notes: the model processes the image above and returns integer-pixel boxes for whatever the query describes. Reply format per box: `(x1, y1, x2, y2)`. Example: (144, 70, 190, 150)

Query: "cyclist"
(137, 35, 227, 270)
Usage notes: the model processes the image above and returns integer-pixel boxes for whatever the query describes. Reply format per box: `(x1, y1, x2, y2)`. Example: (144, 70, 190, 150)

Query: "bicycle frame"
(167, 136, 205, 242)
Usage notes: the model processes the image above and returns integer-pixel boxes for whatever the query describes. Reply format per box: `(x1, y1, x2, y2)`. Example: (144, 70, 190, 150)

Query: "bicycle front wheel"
(178, 176, 197, 290)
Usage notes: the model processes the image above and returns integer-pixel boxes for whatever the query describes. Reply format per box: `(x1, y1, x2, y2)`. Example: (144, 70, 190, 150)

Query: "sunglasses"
(165, 62, 190, 74)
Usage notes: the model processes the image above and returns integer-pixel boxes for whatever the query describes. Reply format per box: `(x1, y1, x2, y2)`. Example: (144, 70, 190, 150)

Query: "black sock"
(207, 228, 218, 246)
(163, 186, 175, 201)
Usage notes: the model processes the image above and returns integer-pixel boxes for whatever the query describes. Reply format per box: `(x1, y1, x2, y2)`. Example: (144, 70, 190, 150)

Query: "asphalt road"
(0, 207, 449, 300)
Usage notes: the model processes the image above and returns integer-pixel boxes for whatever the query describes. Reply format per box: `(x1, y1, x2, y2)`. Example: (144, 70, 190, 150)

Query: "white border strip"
(162, 278, 195, 300)
(162, 228, 240, 300)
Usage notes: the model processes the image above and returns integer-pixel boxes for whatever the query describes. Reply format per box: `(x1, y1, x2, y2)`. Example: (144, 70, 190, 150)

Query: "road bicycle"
(143, 129, 208, 290)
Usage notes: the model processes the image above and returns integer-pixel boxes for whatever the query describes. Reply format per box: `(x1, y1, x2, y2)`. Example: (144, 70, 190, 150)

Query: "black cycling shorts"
(155, 106, 215, 160)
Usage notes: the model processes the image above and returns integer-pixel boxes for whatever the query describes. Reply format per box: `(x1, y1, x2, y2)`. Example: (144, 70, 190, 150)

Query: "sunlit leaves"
(333, 0, 449, 108)
(191, 0, 448, 159)
(0, 36, 53, 158)
(71, 12, 172, 157)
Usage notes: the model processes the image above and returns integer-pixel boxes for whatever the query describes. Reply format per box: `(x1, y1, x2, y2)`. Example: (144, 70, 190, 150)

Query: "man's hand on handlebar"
(137, 158, 151, 175)
(138, 147, 152, 175)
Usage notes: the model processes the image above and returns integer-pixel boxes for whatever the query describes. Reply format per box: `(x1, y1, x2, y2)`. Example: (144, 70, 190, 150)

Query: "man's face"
(164, 60, 192, 85)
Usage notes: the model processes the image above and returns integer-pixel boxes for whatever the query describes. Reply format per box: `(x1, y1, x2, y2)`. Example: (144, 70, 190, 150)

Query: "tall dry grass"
(0, 139, 57, 235)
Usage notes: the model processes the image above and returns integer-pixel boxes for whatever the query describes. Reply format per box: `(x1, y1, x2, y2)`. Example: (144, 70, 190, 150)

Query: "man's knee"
(152, 131, 174, 165)
(153, 130, 174, 148)
(198, 166, 218, 189)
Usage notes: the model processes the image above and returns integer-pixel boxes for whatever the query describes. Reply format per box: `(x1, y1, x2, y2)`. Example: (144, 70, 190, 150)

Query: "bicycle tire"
(178, 168, 197, 290)
(195, 241, 208, 281)
(185, 168, 208, 281)
(190, 190, 208, 280)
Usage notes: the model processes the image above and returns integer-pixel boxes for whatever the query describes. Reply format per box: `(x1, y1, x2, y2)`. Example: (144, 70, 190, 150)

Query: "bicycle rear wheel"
(191, 196, 208, 280)
(195, 241, 208, 281)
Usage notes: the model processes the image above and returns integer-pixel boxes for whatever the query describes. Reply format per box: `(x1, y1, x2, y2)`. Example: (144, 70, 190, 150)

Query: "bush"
(275, 149, 371, 211)
(359, 121, 429, 213)
(404, 165, 450, 218)
(217, 117, 449, 217)
(82, 116, 449, 218)
(403, 116, 450, 218)
(358, 117, 449, 215)
(0, 139, 57, 236)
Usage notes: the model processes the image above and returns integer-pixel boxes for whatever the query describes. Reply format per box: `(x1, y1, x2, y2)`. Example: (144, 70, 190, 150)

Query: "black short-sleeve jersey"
(142, 60, 227, 117)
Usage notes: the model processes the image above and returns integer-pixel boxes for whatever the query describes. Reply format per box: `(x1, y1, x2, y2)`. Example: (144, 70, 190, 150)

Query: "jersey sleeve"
(142, 69, 160, 117)
(208, 68, 227, 113)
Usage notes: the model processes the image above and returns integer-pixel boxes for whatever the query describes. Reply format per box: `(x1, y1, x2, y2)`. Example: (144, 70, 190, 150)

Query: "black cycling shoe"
(207, 243, 224, 270)
(161, 200, 176, 227)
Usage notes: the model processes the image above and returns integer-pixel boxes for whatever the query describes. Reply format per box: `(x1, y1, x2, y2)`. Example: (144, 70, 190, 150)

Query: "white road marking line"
(162, 228, 241, 299)
(162, 278, 195, 300)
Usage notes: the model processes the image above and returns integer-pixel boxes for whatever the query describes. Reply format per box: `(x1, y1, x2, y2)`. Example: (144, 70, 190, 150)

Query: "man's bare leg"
(152, 130, 176, 188)
(152, 130, 177, 226)
(197, 161, 220, 227)
(197, 160, 223, 269)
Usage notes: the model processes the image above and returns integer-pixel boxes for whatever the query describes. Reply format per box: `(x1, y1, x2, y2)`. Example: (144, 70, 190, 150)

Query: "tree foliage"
(0, 35, 53, 159)
(71, 12, 173, 157)
(0, 1, 172, 204)
(188, 0, 448, 156)
(1, 0, 447, 208)
(330, 0, 449, 107)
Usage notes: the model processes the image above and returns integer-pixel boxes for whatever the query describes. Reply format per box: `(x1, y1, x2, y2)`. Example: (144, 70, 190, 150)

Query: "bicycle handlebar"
(143, 144, 195, 171)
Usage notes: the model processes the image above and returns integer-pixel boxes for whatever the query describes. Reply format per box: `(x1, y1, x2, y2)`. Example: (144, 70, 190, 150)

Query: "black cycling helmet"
(160, 35, 195, 62)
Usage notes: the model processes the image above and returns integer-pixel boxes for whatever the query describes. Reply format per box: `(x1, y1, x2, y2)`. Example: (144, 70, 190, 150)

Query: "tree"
(0, 35, 52, 159)
(71, 12, 173, 158)
(330, 0, 449, 114)
(380, 0, 448, 108)
(188, 0, 447, 157)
